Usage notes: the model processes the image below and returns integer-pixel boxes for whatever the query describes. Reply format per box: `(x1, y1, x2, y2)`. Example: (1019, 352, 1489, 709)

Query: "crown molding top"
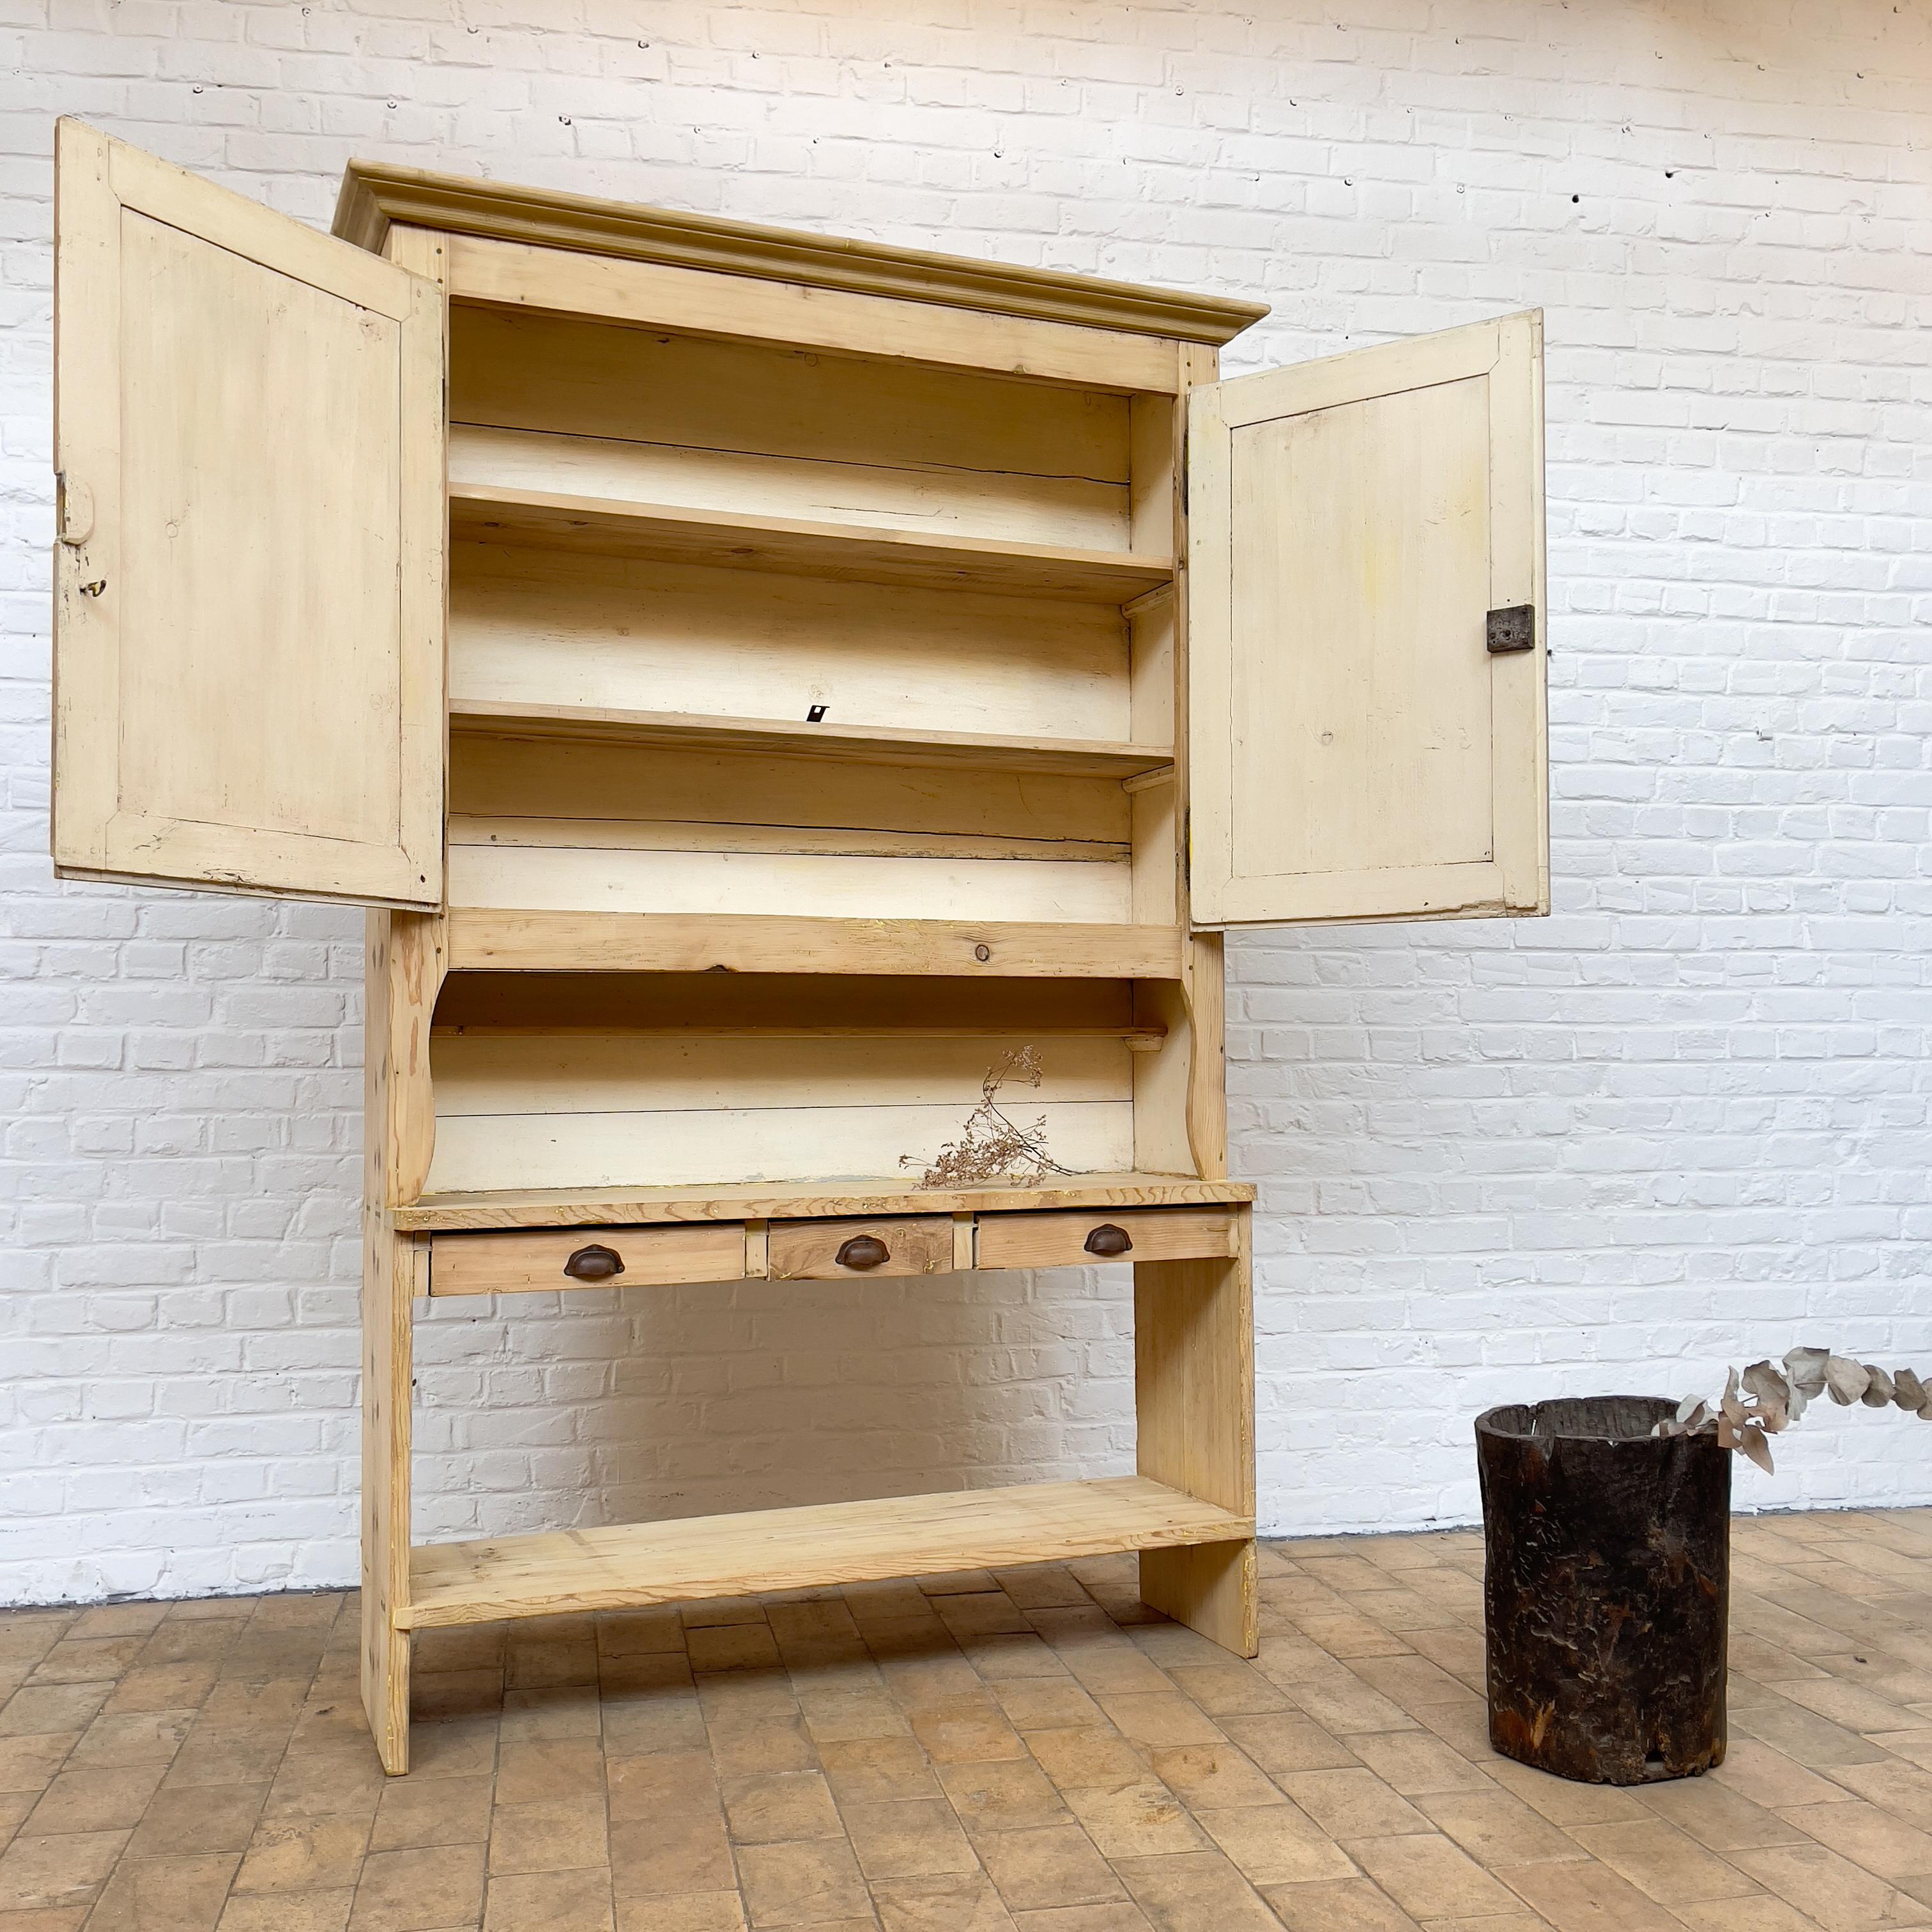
(332, 160, 1268, 347)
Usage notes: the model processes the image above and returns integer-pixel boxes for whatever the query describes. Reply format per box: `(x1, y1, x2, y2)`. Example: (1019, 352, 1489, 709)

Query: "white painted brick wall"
(4, 0, 1929, 1605)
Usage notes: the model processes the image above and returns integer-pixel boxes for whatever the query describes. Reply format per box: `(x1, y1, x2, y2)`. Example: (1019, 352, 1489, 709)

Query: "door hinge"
(1181, 809, 1191, 889)
(1486, 604, 1536, 654)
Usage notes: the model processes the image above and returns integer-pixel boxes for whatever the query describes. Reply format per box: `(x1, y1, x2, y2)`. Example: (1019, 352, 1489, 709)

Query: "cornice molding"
(332, 161, 1268, 347)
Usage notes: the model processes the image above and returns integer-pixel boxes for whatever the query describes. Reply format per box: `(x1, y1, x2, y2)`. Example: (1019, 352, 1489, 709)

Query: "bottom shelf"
(401, 1475, 1252, 1629)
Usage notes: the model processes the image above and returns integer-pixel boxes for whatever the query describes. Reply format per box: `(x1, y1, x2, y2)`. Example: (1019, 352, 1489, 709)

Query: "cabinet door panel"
(52, 121, 445, 908)
(1187, 312, 1545, 928)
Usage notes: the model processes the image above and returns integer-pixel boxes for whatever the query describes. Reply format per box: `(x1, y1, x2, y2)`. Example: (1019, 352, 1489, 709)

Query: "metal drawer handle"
(563, 1243, 624, 1282)
(1084, 1223, 1133, 1257)
(836, 1234, 890, 1270)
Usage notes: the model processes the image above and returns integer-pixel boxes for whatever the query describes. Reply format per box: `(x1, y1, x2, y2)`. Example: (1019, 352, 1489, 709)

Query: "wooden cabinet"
(51, 121, 1549, 1774)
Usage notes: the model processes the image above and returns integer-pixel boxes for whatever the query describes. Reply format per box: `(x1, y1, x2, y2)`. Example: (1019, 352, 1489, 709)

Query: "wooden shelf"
(401, 1475, 1252, 1628)
(449, 699, 1174, 781)
(442, 910, 1184, 981)
(449, 482, 1174, 602)
(392, 1171, 1255, 1232)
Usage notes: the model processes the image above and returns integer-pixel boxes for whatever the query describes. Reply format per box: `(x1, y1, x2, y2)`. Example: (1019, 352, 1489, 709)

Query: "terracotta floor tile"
(598, 1698, 705, 1757)
(1090, 1699, 1223, 1751)
(0, 1829, 128, 1911)
(733, 1836, 872, 1926)
(1713, 1738, 1866, 1811)
(975, 1824, 1123, 1912)
(1189, 1802, 1358, 1887)
(86, 1850, 239, 1931)
(1829, 1759, 1932, 1830)
(1278, 1770, 1432, 1841)
(1259, 1875, 1421, 1931)
(608, 1807, 734, 1899)
(1496, 1856, 1685, 1932)
(104, 1668, 218, 1717)
(1344, 1834, 1521, 1920)
(481, 1866, 614, 1932)
(1342, 1733, 1491, 1799)
(1108, 1848, 1287, 1930)
(491, 1738, 605, 1809)
(1478, 1758, 1647, 1827)
(687, 1627, 783, 1675)
(1156, 1666, 1290, 1719)
(820, 1737, 942, 1806)
(351, 1844, 488, 1930)
(1714, 1839, 1932, 1931)
(1672, 1897, 1848, 1932)
(1024, 1731, 1147, 1793)
(232, 1814, 371, 1894)
(1566, 1817, 1761, 1901)
(723, 1771, 843, 1844)
(606, 1751, 719, 1824)
(1059, 1782, 1206, 1860)
(1737, 1696, 1891, 1769)
(1002, 1906, 1151, 1932)
(0, 1736, 79, 1798)
(369, 1772, 493, 1850)
(911, 1702, 1028, 1767)
(258, 1745, 383, 1820)
(1630, 1773, 1809, 1851)
(126, 1781, 268, 1859)
(870, 1867, 1016, 1929)
(1414, 1788, 1588, 1867)
(936, 1759, 1070, 1834)
(22, 1763, 164, 1835)
(169, 1726, 295, 1793)
(709, 1717, 819, 1777)
(488, 1795, 609, 1875)
(1143, 1744, 1280, 1811)
(68, 1713, 194, 1771)
(840, 1796, 979, 1878)
(0, 1690, 109, 1740)
(990, 1686, 1106, 1736)
(612, 1892, 745, 1932)
(1215, 1715, 1358, 1777)
(215, 1887, 355, 1931)
(1776, 1798, 1932, 1880)
(799, 1692, 911, 1745)
(27, 1639, 146, 1687)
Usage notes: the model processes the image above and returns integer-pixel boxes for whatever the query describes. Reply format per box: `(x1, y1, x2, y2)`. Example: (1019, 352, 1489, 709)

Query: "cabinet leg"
(1133, 1216, 1258, 1657)
(362, 1212, 414, 1773)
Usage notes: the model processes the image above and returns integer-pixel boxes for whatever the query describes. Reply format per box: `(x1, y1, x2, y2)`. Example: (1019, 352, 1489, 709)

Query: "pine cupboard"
(50, 121, 1549, 1774)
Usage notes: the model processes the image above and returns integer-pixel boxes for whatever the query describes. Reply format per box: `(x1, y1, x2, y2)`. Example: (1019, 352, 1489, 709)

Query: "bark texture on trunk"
(1477, 1396, 1728, 1784)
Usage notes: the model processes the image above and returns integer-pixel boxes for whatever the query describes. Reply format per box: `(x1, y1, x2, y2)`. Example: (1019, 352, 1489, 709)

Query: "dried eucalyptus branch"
(907, 1047, 1073, 1188)
(1655, 1346, 1932, 1474)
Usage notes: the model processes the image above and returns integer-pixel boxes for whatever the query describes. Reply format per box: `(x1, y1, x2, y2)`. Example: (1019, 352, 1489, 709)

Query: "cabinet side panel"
(1134, 1209, 1256, 1655)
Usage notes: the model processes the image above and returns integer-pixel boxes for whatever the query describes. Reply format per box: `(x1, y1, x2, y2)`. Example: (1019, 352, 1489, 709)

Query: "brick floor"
(2, 1508, 1930, 1929)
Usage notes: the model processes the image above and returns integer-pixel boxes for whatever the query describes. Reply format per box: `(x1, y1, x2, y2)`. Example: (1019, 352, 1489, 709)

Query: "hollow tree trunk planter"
(1476, 1396, 1729, 1784)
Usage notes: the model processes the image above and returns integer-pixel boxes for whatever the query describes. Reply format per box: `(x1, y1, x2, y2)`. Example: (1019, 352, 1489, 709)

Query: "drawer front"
(975, 1206, 1239, 1272)
(429, 1225, 746, 1297)
(768, 1215, 955, 1280)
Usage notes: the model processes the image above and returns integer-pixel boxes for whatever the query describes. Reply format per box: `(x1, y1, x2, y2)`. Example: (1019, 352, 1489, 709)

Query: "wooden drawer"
(974, 1206, 1239, 1272)
(767, 1215, 956, 1280)
(429, 1225, 747, 1296)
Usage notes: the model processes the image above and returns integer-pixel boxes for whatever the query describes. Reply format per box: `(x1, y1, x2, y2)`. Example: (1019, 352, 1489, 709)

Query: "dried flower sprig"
(1654, 1346, 1932, 1474)
(907, 1048, 1073, 1188)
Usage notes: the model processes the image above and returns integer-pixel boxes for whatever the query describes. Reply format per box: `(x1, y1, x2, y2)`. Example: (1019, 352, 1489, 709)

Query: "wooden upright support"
(1133, 1208, 1258, 1655)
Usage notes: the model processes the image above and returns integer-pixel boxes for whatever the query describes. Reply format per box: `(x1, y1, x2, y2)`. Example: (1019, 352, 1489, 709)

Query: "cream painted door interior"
(52, 121, 445, 908)
(1186, 312, 1547, 928)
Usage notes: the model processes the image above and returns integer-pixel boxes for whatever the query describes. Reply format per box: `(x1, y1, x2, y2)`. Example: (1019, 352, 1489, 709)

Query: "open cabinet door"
(1187, 312, 1545, 928)
(52, 121, 445, 909)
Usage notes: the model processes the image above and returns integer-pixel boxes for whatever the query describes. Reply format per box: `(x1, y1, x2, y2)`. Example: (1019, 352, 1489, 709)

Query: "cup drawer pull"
(563, 1243, 625, 1282)
(836, 1234, 891, 1270)
(1083, 1223, 1133, 1257)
